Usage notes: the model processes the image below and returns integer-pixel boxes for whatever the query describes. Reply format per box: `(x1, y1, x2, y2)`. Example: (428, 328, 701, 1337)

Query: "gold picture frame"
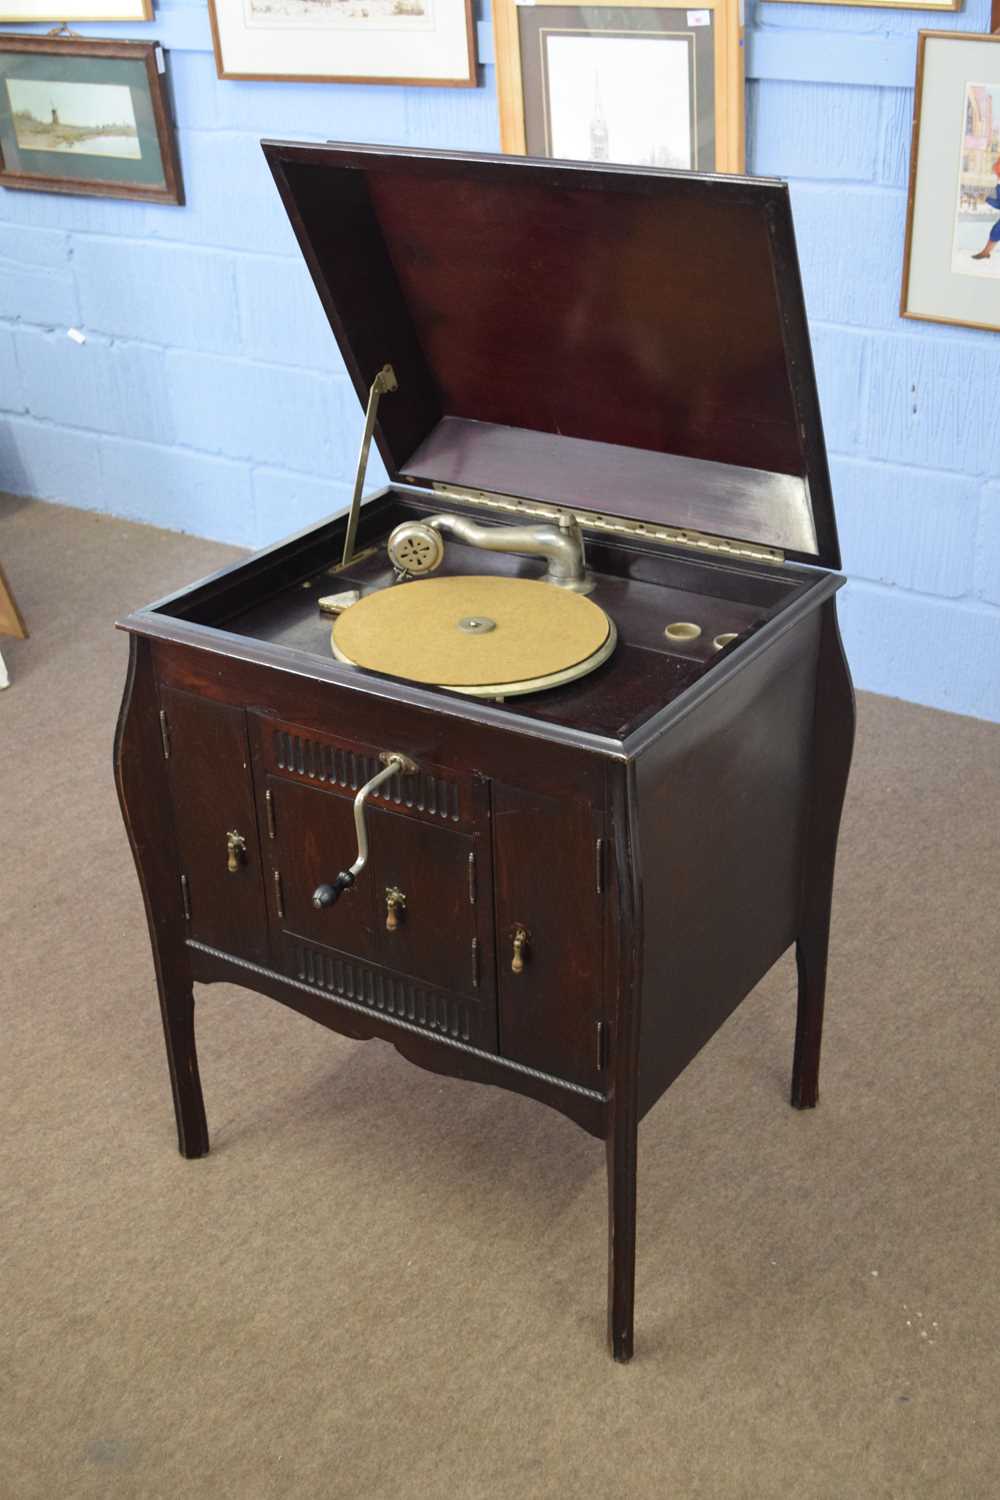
(901, 30, 1000, 333)
(493, 0, 744, 173)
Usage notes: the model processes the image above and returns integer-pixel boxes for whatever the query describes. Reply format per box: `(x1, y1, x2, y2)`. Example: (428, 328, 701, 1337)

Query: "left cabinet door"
(159, 686, 269, 961)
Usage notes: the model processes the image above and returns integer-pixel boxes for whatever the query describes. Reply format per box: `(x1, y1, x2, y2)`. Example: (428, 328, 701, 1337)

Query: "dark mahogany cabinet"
(115, 144, 855, 1361)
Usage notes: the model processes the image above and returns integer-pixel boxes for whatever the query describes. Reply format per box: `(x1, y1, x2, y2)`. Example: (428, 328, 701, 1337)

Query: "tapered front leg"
(606, 1103, 638, 1361)
(115, 634, 210, 1158)
(791, 599, 855, 1110)
(158, 981, 210, 1158)
(792, 928, 829, 1110)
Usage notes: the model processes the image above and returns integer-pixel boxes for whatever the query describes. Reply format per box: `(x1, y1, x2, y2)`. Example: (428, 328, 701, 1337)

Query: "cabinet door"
(264, 775, 498, 1051)
(493, 784, 606, 1087)
(369, 808, 492, 1001)
(160, 686, 268, 961)
(264, 775, 379, 962)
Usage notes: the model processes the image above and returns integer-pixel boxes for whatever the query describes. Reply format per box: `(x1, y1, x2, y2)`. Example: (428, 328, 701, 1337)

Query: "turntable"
(116, 144, 855, 1362)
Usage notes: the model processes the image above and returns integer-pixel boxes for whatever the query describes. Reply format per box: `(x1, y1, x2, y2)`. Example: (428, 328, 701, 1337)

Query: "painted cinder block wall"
(0, 0, 998, 721)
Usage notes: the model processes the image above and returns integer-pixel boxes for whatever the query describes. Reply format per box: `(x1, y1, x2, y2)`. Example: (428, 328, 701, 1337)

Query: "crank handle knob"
(312, 871, 356, 908)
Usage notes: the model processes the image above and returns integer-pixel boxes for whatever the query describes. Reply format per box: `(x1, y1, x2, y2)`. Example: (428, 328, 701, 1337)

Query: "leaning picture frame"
(901, 31, 1000, 334)
(0, 35, 182, 204)
(208, 0, 476, 87)
(493, 0, 744, 173)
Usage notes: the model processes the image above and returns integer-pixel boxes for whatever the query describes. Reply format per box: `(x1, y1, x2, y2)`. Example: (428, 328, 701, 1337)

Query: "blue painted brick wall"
(1, 0, 998, 721)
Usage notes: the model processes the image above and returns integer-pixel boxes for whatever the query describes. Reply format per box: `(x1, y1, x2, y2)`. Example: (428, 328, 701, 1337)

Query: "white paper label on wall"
(687, 9, 710, 24)
(155, 45, 165, 73)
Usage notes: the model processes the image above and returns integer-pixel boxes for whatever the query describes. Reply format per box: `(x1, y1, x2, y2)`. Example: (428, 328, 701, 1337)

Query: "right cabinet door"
(493, 784, 607, 1088)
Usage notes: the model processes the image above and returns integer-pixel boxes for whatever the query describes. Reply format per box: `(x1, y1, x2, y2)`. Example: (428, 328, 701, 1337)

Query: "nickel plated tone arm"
(387, 511, 591, 591)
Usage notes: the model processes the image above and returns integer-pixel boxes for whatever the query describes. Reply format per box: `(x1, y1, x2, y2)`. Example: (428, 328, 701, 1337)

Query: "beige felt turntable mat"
(331, 575, 611, 688)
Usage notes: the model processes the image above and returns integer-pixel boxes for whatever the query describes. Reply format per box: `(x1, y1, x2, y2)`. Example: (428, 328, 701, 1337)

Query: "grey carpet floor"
(1, 493, 998, 1500)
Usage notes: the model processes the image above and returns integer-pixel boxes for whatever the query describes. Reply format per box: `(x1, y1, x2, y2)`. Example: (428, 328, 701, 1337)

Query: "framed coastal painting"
(208, 0, 476, 86)
(493, 0, 745, 173)
(0, 36, 182, 203)
(902, 32, 1000, 334)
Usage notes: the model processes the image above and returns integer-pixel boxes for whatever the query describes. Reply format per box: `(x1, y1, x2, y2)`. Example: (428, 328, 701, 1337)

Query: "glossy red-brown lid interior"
(263, 142, 839, 569)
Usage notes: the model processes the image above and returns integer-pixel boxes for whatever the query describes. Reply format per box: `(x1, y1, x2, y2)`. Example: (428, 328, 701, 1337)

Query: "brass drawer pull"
(511, 926, 528, 974)
(385, 886, 406, 932)
(226, 830, 247, 873)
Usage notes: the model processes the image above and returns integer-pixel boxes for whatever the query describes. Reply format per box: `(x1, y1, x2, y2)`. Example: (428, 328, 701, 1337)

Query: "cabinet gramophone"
(115, 143, 854, 1361)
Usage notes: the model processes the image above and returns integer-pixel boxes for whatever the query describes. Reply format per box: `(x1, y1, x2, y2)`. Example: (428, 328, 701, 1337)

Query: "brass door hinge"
(180, 873, 191, 921)
(158, 709, 171, 760)
(596, 1020, 609, 1072)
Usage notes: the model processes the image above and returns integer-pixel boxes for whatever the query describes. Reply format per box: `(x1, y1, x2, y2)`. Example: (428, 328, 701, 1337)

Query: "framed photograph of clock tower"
(493, 0, 744, 173)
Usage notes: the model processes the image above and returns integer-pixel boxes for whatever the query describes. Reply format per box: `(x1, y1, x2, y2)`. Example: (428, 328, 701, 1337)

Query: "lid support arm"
(342, 364, 397, 568)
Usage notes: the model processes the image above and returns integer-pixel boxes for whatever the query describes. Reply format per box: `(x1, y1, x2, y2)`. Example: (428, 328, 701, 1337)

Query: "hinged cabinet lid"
(263, 141, 840, 570)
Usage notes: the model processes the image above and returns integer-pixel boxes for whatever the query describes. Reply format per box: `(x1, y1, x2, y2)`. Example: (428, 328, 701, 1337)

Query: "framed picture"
(762, 0, 958, 12)
(493, 0, 744, 174)
(208, 0, 476, 87)
(0, 0, 151, 21)
(0, 36, 182, 203)
(901, 31, 1000, 334)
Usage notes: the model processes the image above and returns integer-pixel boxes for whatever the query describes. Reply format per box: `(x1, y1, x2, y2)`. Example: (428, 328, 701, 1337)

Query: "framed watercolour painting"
(902, 32, 1000, 333)
(208, 0, 476, 86)
(0, 36, 182, 203)
(493, 0, 744, 173)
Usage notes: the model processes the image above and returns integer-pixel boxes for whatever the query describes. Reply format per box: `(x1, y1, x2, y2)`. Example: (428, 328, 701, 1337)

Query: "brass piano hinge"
(180, 873, 191, 921)
(471, 936, 479, 991)
(595, 837, 605, 896)
(272, 869, 285, 920)
(467, 850, 477, 906)
(265, 788, 276, 840)
(596, 1020, 609, 1072)
(158, 709, 171, 760)
(426, 483, 785, 567)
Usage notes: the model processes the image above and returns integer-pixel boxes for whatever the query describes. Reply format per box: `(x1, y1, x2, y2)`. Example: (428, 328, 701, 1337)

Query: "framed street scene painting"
(493, 0, 744, 173)
(902, 31, 1000, 333)
(208, 0, 476, 86)
(0, 36, 182, 203)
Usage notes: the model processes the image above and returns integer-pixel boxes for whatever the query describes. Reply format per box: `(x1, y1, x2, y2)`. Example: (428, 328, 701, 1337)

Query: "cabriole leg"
(158, 979, 209, 1158)
(606, 1106, 638, 1361)
(791, 598, 855, 1110)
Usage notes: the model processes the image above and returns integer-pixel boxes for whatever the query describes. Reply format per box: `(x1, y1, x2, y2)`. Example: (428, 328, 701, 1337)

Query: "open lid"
(263, 141, 839, 570)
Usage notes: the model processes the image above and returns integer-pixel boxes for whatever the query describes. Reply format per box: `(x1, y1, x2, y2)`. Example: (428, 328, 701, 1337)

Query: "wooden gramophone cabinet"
(115, 143, 855, 1361)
